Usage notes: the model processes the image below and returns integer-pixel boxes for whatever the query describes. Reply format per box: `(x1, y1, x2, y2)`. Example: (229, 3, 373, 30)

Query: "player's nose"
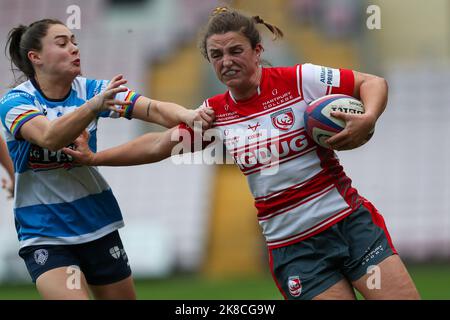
(222, 55, 233, 67)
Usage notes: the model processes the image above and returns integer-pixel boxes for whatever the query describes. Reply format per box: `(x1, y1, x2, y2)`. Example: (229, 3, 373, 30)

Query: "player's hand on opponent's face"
(326, 111, 376, 150)
(1, 177, 14, 199)
(62, 131, 95, 166)
(185, 106, 215, 130)
(89, 74, 131, 114)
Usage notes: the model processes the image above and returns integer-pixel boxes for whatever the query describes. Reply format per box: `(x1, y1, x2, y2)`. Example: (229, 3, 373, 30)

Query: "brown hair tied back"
(252, 15, 284, 40)
(5, 18, 64, 83)
(199, 7, 284, 60)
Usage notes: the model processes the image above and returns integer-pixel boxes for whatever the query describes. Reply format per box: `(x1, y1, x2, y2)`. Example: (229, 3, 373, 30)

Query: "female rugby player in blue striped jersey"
(0, 19, 214, 300)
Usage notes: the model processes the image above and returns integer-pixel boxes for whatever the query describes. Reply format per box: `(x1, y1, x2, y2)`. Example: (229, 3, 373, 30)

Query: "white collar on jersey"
(229, 85, 261, 104)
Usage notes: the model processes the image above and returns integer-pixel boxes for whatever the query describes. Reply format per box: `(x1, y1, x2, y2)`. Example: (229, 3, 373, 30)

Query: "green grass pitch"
(0, 264, 448, 300)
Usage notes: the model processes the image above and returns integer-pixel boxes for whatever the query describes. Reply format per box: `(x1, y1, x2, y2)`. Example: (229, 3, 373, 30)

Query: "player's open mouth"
(223, 69, 239, 77)
(72, 59, 80, 66)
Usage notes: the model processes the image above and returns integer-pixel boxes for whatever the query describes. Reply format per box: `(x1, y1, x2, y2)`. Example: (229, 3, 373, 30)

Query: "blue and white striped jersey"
(0, 76, 141, 248)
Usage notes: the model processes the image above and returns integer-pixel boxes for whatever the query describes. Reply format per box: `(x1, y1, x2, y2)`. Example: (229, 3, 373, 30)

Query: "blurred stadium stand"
(0, 0, 449, 284)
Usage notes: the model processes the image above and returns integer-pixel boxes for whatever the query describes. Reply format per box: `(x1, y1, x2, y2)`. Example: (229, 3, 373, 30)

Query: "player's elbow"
(376, 76, 388, 92)
(40, 135, 65, 152)
(360, 74, 389, 100)
(368, 74, 388, 91)
(375, 76, 388, 103)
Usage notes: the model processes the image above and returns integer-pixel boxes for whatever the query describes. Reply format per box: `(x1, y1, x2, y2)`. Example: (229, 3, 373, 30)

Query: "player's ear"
(28, 50, 42, 66)
(255, 44, 263, 62)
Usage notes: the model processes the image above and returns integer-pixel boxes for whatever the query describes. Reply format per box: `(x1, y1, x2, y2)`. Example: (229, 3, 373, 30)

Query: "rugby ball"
(303, 94, 373, 149)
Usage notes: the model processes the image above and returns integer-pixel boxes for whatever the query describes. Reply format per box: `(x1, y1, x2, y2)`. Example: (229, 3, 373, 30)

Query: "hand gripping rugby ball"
(303, 94, 374, 149)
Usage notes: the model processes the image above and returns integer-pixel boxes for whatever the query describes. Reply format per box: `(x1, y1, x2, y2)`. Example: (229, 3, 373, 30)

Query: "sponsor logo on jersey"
(216, 111, 240, 122)
(224, 135, 240, 147)
(0, 91, 34, 104)
(34, 249, 49, 265)
(316, 66, 340, 87)
(231, 130, 309, 173)
(271, 108, 295, 131)
(247, 132, 263, 141)
(28, 143, 75, 171)
(288, 276, 302, 297)
(248, 122, 260, 132)
(262, 91, 294, 109)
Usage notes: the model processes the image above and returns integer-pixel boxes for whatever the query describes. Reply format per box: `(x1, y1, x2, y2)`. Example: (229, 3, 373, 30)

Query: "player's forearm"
(132, 96, 192, 128)
(359, 76, 388, 122)
(0, 146, 14, 179)
(42, 101, 98, 151)
(3, 157, 14, 179)
(149, 100, 191, 128)
(0, 137, 14, 176)
(92, 129, 176, 166)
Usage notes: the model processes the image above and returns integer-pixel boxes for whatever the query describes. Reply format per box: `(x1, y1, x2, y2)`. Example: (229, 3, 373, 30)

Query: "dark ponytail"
(5, 19, 64, 83)
(6, 25, 33, 81)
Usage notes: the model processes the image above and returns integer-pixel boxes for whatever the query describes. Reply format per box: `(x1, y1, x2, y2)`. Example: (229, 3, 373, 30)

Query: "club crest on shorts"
(271, 108, 295, 131)
(34, 249, 49, 265)
(109, 246, 121, 259)
(288, 276, 302, 297)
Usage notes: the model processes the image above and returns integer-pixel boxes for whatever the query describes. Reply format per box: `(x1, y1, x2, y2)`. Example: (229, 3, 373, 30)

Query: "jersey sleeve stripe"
(296, 64, 303, 98)
(330, 69, 355, 96)
(10, 110, 43, 136)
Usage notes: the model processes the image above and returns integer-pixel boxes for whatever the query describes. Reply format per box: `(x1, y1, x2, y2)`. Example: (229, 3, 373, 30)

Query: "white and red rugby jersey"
(187, 63, 363, 249)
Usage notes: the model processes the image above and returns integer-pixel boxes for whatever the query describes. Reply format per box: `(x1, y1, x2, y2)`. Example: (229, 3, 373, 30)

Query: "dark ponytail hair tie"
(252, 16, 265, 24)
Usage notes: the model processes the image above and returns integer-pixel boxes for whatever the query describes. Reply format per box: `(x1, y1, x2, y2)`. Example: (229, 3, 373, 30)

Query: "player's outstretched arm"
(327, 71, 388, 150)
(131, 96, 215, 130)
(19, 75, 131, 151)
(63, 128, 179, 166)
